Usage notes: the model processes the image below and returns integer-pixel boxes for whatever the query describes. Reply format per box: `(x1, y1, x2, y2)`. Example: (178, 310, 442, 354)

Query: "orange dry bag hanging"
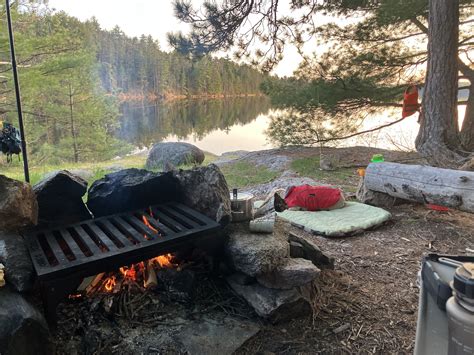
(402, 85, 419, 118)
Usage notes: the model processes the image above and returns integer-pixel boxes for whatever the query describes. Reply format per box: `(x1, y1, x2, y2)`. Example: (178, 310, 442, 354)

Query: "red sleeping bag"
(284, 185, 343, 211)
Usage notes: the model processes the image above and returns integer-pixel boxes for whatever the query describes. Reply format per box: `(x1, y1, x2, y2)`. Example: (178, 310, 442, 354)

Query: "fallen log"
(362, 162, 474, 213)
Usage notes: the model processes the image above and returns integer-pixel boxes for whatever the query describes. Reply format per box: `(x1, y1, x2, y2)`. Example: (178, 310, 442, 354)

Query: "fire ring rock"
(0, 286, 50, 355)
(256, 258, 321, 290)
(146, 142, 205, 170)
(0, 175, 38, 232)
(173, 164, 231, 225)
(87, 169, 181, 217)
(225, 230, 289, 277)
(33, 170, 91, 227)
(0, 232, 35, 292)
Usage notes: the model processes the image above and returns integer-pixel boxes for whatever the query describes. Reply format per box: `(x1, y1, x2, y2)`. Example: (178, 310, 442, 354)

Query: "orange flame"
(153, 253, 175, 268)
(119, 262, 144, 282)
(142, 215, 159, 234)
(104, 276, 116, 292)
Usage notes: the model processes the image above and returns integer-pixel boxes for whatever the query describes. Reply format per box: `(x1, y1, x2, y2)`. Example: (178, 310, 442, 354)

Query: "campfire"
(82, 252, 177, 296)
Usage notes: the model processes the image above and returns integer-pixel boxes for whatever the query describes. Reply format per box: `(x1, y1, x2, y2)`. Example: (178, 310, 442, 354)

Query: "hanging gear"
(0, 121, 22, 163)
(402, 85, 420, 118)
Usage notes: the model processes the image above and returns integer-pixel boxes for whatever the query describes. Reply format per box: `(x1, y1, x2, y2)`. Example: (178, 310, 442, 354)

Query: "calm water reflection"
(118, 97, 274, 154)
(118, 96, 467, 154)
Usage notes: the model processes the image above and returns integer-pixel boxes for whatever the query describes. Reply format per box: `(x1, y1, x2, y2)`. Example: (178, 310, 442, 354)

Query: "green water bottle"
(371, 154, 384, 163)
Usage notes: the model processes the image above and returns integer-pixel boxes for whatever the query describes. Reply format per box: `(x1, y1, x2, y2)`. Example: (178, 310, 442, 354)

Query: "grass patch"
(220, 161, 278, 188)
(291, 156, 358, 191)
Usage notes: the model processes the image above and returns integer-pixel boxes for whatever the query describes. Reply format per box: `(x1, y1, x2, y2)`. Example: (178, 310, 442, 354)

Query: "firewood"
(0, 263, 5, 287)
(144, 260, 158, 289)
(86, 273, 106, 295)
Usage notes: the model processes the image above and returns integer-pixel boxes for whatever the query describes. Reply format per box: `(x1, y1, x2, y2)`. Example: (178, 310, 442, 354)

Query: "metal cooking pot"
(230, 189, 254, 222)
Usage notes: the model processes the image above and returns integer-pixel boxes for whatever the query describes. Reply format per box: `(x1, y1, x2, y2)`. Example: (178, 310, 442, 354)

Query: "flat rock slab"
(0, 175, 38, 231)
(289, 233, 335, 269)
(225, 230, 288, 276)
(174, 317, 260, 355)
(278, 201, 391, 237)
(228, 278, 311, 323)
(257, 258, 320, 290)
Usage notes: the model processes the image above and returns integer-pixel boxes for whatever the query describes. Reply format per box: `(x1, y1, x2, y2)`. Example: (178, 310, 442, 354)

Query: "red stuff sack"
(402, 85, 419, 118)
(284, 185, 344, 211)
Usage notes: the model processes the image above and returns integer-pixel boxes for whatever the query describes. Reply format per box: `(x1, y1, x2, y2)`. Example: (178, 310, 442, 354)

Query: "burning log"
(144, 260, 157, 289)
(85, 273, 106, 296)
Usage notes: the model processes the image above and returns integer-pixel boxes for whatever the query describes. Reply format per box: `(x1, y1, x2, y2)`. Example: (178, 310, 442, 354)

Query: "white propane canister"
(230, 189, 254, 222)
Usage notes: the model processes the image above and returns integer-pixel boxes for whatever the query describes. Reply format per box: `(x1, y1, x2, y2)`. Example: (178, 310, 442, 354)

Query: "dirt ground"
(236, 204, 474, 354)
(50, 146, 474, 354)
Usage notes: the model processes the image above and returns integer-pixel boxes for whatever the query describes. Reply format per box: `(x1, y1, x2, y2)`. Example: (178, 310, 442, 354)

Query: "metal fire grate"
(22, 202, 221, 323)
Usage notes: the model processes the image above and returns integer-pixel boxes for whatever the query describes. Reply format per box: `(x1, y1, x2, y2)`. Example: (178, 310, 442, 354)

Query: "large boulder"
(256, 258, 320, 290)
(227, 278, 311, 323)
(87, 165, 231, 224)
(173, 164, 231, 224)
(34, 170, 91, 227)
(87, 169, 181, 217)
(0, 175, 37, 231)
(225, 230, 288, 277)
(0, 286, 50, 355)
(146, 142, 205, 170)
(0, 232, 35, 292)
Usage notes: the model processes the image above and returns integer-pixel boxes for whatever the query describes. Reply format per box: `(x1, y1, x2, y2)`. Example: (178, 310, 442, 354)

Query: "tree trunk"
(68, 83, 79, 163)
(415, 0, 461, 167)
(461, 88, 474, 151)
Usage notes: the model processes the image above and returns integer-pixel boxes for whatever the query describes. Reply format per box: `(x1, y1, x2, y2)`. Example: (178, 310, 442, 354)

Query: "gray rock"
(227, 279, 311, 323)
(257, 258, 320, 290)
(288, 233, 335, 270)
(87, 169, 180, 218)
(69, 169, 94, 181)
(227, 272, 256, 286)
(87, 165, 230, 224)
(225, 231, 288, 277)
(0, 232, 35, 292)
(0, 175, 38, 232)
(146, 142, 205, 169)
(289, 241, 305, 258)
(34, 170, 91, 227)
(174, 317, 260, 355)
(0, 286, 50, 355)
(173, 164, 231, 224)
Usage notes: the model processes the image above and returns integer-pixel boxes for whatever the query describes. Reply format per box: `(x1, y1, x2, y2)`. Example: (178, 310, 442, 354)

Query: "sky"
(47, 0, 304, 76)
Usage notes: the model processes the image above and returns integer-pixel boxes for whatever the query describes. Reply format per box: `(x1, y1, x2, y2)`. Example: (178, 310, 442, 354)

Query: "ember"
(142, 214, 160, 235)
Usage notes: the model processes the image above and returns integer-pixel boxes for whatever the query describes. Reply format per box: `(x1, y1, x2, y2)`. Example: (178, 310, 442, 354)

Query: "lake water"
(118, 97, 467, 155)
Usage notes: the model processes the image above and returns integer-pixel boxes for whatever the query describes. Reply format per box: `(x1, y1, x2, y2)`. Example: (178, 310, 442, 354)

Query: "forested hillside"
(95, 25, 266, 98)
(0, 1, 266, 165)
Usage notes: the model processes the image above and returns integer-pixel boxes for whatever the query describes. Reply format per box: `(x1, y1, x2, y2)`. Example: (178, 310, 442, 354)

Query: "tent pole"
(5, 0, 30, 183)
